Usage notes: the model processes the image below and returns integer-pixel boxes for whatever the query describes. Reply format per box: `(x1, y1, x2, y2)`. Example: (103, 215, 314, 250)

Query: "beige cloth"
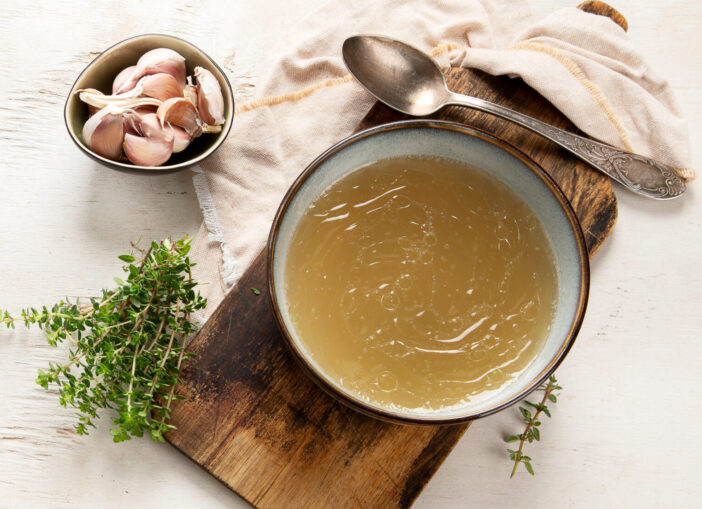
(190, 0, 694, 321)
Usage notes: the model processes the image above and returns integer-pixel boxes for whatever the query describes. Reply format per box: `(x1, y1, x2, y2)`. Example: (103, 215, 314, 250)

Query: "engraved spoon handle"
(447, 92, 685, 200)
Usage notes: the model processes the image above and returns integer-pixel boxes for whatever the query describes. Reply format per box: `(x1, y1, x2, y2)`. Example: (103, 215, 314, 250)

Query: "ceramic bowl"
(64, 34, 234, 171)
(268, 120, 589, 425)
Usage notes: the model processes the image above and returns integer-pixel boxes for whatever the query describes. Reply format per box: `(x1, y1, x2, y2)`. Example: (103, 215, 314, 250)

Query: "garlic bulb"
(114, 48, 186, 94)
(194, 66, 225, 125)
(82, 106, 125, 160)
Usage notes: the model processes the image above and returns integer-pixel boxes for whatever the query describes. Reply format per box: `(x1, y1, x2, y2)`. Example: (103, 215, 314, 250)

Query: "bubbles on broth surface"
(285, 156, 557, 413)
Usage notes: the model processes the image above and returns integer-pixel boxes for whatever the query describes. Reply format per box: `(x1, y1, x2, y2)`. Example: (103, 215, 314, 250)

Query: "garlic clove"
(82, 106, 124, 160)
(141, 112, 191, 154)
(139, 73, 183, 102)
(184, 84, 198, 108)
(114, 48, 186, 94)
(137, 113, 174, 141)
(122, 112, 177, 166)
(171, 126, 191, 153)
(123, 133, 173, 166)
(112, 65, 137, 94)
(194, 66, 225, 126)
(123, 107, 161, 135)
(134, 107, 189, 152)
(157, 97, 201, 137)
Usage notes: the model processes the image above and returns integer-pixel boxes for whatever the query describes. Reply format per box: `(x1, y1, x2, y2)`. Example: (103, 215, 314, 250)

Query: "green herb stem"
(1, 237, 206, 442)
(506, 375, 561, 477)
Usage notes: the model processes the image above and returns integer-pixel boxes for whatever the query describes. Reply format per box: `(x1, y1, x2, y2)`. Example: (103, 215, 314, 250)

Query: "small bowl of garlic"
(65, 34, 234, 171)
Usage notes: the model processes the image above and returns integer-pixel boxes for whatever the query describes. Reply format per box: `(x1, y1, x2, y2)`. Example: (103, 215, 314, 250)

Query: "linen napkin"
(190, 0, 694, 322)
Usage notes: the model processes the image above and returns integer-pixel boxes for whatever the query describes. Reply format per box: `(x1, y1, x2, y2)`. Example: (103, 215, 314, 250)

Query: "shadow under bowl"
(64, 34, 234, 172)
(268, 120, 590, 425)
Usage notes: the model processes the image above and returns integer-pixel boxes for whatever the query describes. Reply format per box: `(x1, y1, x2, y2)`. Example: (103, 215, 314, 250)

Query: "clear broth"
(284, 156, 557, 413)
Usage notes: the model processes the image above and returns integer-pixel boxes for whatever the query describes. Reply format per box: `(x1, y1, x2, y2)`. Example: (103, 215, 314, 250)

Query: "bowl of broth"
(268, 120, 589, 424)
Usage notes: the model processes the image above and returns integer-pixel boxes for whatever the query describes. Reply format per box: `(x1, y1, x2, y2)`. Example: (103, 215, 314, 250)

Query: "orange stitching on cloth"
(509, 41, 695, 180)
(508, 41, 635, 152)
(234, 75, 354, 114)
(232, 43, 463, 115)
(669, 166, 696, 180)
(430, 42, 466, 57)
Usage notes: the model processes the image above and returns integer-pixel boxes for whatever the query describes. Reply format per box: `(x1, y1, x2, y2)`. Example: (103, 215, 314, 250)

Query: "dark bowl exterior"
(64, 34, 234, 172)
(267, 120, 590, 426)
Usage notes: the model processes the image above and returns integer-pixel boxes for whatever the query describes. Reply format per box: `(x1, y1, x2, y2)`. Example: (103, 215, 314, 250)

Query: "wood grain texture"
(165, 62, 617, 507)
(167, 252, 466, 509)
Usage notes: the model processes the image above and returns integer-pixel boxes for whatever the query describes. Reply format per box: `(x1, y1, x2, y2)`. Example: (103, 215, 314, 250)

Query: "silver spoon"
(342, 35, 685, 200)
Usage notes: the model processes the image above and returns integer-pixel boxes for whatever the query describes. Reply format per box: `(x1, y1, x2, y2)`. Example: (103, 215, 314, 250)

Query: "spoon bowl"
(342, 35, 448, 116)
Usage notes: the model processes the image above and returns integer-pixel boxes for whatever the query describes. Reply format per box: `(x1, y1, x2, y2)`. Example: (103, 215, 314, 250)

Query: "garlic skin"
(194, 66, 225, 125)
(78, 89, 161, 110)
(123, 133, 173, 167)
(82, 106, 125, 161)
(114, 48, 186, 94)
(112, 65, 137, 94)
(82, 88, 104, 116)
(79, 72, 182, 108)
(157, 97, 201, 137)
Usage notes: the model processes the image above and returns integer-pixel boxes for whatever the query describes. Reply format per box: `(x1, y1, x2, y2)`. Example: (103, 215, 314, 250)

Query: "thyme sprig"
(505, 375, 561, 477)
(1, 237, 206, 442)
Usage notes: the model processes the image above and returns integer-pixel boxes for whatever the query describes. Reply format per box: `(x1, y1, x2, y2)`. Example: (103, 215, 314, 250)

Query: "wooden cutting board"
(166, 3, 622, 507)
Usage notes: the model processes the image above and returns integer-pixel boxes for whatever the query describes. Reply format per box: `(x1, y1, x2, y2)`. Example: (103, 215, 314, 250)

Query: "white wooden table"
(1, 1, 700, 507)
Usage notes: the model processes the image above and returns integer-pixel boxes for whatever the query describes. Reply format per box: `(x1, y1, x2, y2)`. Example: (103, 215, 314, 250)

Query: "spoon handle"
(447, 92, 685, 199)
